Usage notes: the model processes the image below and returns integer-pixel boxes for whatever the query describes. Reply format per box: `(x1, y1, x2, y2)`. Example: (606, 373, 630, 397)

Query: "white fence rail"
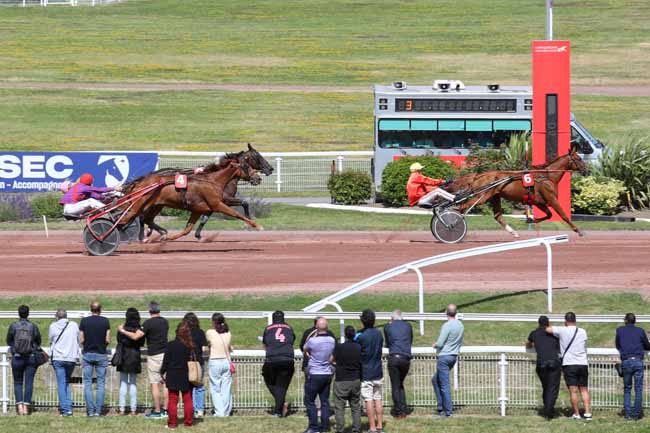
(0, 346, 637, 416)
(157, 151, 373, 193)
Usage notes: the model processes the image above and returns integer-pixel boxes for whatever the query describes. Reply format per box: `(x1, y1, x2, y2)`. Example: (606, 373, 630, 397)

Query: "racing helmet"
(79, 173, 94, 185)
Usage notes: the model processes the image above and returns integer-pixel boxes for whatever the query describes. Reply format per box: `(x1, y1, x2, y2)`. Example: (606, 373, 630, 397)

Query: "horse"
(444, 147, 590, 237)
(139, 143, 273, 239)
(121, 161, 263, 242)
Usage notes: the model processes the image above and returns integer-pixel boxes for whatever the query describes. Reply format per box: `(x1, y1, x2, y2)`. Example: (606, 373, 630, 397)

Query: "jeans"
(432, 355, 457, 416)
(334, 379, 361, 433)
(535, 359, 561, 418)
(304, 374, 332, 431)
(53, 360, 76, 414)
(11, 354, 38, 406)
(168, 389, 193, 427)
(192, 365, 205, 413)
(388, 355, 411, 415)
(82, 352, 108, 415)
(208, 358, 232, 416)
(622, 358, 644, 419)
(119, 372, 138, 412)
(262, 361, 295, 415)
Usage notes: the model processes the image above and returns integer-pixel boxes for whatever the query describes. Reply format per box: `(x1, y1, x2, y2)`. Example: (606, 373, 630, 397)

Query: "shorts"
(563, 364, 589, 387)
(147, 353, 165, 384)
(361, 379, 383, 401)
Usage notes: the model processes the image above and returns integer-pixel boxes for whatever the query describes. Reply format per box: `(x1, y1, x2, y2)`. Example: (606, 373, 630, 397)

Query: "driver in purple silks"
(59, 173, 121, 216)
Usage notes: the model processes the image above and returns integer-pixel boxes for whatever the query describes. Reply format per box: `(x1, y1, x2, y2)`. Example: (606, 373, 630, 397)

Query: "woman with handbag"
(116, 308, 145, 416)
(183, 312, 208, 418)
(205, 313, 234, 417)
(161, 323, 194, 428)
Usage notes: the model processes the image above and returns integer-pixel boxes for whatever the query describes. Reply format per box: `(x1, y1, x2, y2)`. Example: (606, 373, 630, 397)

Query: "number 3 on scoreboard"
(275, 328, 286, 343)
(522, 173, 535, 187)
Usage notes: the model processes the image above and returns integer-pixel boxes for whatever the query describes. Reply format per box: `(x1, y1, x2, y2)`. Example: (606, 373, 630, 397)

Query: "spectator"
(525, 315, 561, 419)
(357, 309, 384, 433)
(333, 325, 361, 433)
(262, 310, 296, 418)
(205, 312, 233, 417)
(300, 316, 335, 373)
(79, 301, 110, 417)
(6, 305, 42, 416)
(161, 323, 194, 428)
(49, 308, 80, 417)
(116, 307, 145, 416)
(183, 313, 208, 418)
(615, 313, 650, 420)
(432, 304, 464, 418)
(303, 317, 336, 433)
(546, 312, 591, 420)
(118, 300, 169, 419)
(384, 309, 413, 418)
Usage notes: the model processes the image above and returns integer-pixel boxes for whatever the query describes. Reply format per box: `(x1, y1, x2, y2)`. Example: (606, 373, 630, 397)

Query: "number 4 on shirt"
(275, 328, 286, 343)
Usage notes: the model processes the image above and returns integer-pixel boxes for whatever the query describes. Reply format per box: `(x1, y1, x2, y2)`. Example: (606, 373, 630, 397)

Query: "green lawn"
(0, 88, 648, 151)
(0, 291, 644, 350)
(1, 203, 650, 231)
(0, 0, 648, 86)
(3, 413, 650, 433)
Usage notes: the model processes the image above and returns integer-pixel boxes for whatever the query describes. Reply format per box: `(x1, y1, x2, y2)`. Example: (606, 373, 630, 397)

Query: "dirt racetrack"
(0, 230, 648, 296)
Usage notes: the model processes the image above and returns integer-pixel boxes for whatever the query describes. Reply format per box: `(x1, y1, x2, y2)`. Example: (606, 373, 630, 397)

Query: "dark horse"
(150, 143, 273, 239)
(122, 161, 263, 241)
(445, 147, 590, 237)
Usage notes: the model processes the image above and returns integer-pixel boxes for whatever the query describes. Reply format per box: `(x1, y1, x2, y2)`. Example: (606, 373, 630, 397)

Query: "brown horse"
(121, 161, 262, 241)
(445, 148, 590, 237)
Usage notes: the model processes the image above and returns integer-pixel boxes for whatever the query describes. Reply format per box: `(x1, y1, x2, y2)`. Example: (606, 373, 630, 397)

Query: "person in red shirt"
(406, 163, 455, 207)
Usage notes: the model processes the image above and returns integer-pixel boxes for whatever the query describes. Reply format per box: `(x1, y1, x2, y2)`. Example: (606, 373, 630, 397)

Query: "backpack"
(13, 321, 34, 355)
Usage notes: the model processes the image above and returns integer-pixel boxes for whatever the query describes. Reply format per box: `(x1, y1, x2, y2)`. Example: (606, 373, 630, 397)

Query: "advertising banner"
(0, 152, 158, 192)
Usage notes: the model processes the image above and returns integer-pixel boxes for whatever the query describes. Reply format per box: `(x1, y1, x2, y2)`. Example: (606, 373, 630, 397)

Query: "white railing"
(157, 151, 373, 193)
(0, 346, 635, 416)
(304, 235, 569, 335)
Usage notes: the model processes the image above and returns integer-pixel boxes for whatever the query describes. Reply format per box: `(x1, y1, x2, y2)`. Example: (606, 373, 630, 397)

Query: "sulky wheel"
(430, 209, 467, 244)
(83, 217, 120, 256)
(118, 217, 141, 244)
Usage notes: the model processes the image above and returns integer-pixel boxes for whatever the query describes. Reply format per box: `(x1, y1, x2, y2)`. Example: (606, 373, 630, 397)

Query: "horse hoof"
(513, 232, 520, 238)
(578, 231, 585, 237)
(256, 225, 264, 231)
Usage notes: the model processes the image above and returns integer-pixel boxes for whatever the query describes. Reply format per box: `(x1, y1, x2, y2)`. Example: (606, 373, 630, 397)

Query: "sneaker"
(61, 412, 73, 417)
(146, 411, 163, 419)
(377, 429, 385, 433)
(570, 414, 582, 420)
(161, 410, 169, 418)
(194, 411, 203, 419)
(583, 413, 592, 421)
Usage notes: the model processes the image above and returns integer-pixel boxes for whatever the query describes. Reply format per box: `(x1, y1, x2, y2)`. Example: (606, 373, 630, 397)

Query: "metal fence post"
(543, 241, 553, 312)
(336, 155, 344, 173)
(275, 157, 283, 192)
(1, 353, 8, 414)
(498, 353, 508, 416)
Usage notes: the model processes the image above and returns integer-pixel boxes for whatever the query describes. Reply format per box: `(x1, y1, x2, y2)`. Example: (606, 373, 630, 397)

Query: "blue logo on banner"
(0, 152, 158, 192)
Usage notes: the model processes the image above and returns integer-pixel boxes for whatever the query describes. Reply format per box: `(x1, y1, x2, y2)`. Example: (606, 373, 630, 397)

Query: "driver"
(407, 163, 456, 207)
(59, 173, 121, 216)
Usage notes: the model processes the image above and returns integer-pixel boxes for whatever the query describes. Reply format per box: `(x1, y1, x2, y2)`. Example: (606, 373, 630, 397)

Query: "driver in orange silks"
(407, 162, 456, 207)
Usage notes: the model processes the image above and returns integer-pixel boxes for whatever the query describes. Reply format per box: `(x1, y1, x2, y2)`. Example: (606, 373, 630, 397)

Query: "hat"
(79, 173, 94, 185)
(409, 162, 424, 171)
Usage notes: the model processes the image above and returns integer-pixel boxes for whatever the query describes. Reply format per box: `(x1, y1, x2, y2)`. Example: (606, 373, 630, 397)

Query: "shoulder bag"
(218, 332, 236, 374)
(188, 350, 203, 386)
(560, 328, 579, 364)
(43, 321, 70, 366)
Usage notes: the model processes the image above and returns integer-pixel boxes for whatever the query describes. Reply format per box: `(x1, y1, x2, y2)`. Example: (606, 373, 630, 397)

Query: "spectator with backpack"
(6, 305, 42, 415)
(48, 309, 80, 417)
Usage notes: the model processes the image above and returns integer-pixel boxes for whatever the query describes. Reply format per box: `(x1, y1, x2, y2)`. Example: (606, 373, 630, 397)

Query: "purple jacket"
(60, 183, 113, 205)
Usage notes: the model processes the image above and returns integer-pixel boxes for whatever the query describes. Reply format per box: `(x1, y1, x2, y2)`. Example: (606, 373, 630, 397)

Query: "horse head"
(232, 161, 262, 186)
(568, 146, 590, 176)
(242, 143, 274, 176)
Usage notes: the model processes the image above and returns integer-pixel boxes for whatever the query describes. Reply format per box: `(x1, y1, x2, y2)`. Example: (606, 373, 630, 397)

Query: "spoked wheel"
(83, 218, 120, 256)
(430, 209, 467, 244)
(118, 217, 141, 244)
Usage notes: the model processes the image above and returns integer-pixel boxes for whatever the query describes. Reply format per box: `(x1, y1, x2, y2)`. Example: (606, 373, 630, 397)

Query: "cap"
(409, 162, 424, 171)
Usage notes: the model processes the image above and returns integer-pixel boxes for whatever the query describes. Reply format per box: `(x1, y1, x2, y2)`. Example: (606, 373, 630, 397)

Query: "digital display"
(395, 98, 517, 113)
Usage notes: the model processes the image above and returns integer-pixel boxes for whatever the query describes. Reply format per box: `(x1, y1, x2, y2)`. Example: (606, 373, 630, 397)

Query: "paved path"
(1, 81, 649, 97)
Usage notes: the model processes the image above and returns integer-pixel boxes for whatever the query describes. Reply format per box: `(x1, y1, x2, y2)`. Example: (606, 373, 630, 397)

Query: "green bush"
(595, 135, 650, 209)
(328, 170, 372, 205)
(160, 207, 190, 217)
(462, 145, 503, 174)
(381, 156, 456, 207)
(30, 193, 63, 219)
(572, 175, 626, 215)
(0, 203, 20, 222)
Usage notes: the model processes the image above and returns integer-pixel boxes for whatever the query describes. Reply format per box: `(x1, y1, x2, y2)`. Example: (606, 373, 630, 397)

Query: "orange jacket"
(407, 172, 444, 206)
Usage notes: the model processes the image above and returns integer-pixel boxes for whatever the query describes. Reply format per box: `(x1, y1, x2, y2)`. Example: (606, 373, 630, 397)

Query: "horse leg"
(194, 213, 212, 240)
(241, 199, 251, 219)
(540, 188, 583, 236)
(166, 212, 202, 241)
(490, 196, 519, 238)
(142, 206, 168, 242)
(211, 201, 261, 230)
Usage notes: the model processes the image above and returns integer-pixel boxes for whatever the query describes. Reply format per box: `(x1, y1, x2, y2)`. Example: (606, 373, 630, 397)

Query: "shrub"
(328, 170, 372, 205)
(160, 207, 190, 218)
(0, 194, 33, 221)
(571, 175, 626, 215)
(381, 156, 456, 207)
(595, 135, 650, 209)
(462, 145, 503, 174)
(501, 133, 531, 171)
(30, 192, 63, 219)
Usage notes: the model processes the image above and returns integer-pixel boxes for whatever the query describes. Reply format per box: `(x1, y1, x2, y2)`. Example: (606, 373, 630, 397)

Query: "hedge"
(381, 156, 457, 207)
